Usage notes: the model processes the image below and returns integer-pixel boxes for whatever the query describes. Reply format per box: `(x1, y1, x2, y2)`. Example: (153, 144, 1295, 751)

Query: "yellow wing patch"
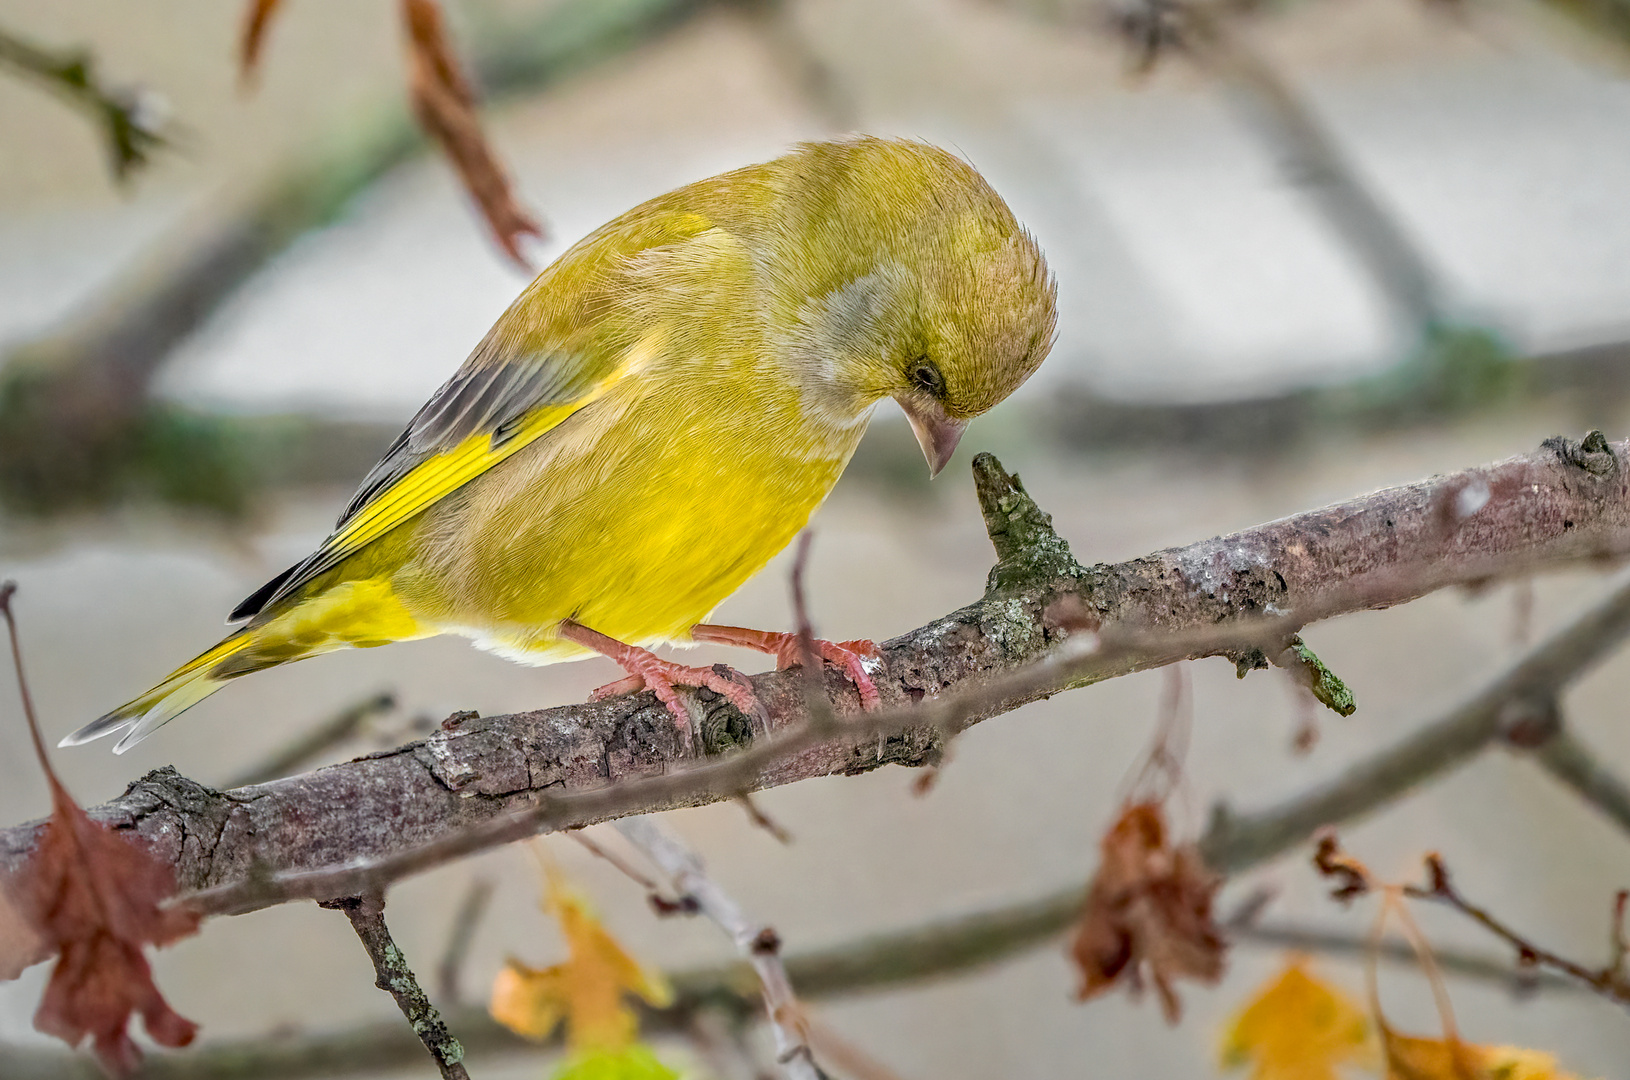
(324, 399, 587, 562)
(312, 330, 664, 576)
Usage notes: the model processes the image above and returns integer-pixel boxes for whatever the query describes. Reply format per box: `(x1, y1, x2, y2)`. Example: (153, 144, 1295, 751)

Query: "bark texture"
(2, 436, 1627, 914)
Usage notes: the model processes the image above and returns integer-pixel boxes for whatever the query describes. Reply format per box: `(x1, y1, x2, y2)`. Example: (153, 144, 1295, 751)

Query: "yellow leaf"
(490, 872, 673, 1053)
(1382, 1027, 1584, 1080)
(552, 1045, 682, 1080)
(1220, 955, 1373, 1080)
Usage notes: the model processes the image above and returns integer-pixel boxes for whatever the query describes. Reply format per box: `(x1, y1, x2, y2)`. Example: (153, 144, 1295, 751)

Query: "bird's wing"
(231, 212, 733, 621)
(230, 341, 634, 620)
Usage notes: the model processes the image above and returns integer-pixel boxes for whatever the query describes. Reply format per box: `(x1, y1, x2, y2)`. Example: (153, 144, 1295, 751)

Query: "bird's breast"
(400, 362, 869, 654)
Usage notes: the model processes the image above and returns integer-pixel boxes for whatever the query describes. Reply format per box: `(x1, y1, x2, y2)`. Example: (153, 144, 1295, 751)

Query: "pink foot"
(560, 620, 759, 736)
(690, 624, 883, 710)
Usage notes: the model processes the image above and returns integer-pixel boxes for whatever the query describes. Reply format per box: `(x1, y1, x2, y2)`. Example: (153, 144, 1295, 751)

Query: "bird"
(65, 136, 1058, 755)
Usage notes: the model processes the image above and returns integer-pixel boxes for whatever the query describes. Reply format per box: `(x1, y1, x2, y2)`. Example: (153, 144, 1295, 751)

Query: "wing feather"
(229, 209, 734, 622)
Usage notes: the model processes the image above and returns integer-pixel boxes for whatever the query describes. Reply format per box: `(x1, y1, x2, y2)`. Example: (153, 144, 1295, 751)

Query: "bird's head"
(889, 221, 1057, 477)
(781, 144, 1057, 477)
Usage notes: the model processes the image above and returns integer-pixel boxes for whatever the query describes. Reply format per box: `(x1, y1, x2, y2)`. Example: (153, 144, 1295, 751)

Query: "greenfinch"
(67, 136, 1057, 754)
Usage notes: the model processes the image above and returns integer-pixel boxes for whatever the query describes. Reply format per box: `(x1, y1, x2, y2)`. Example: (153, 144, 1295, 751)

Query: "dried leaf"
(490, 872, 672, 1053)
(1068, 800, 1226, 1022)
(400, 0, 543, 266)
(238, 0, 286, 81)
(0, 582, 200, 1075)
(1381, 1026, 1582, 1080)
(1220, 955, 1373, 1080)
(0, 874, 50, 980)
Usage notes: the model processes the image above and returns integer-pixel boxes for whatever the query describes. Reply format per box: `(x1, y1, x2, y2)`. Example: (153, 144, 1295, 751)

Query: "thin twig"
(787, 530, 838, 736)
(737, 793, 794, 844)
(325, 893, 470, 1078)
(224, 691, 396, 788)
(1406, 853, 1630, 1007)
(434, 876, 494, 1006)
(615, 817, 827, 1080)
(0, 26, 167, 180)
(1200, 569, 1630, 873)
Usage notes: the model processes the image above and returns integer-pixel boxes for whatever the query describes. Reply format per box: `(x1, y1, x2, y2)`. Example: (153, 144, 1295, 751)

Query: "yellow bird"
(66, 137, 1057, 754)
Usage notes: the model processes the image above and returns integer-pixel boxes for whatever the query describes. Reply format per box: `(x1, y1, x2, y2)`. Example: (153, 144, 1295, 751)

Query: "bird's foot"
(690, 624, 882, 710)
(560, 620, 759, 741)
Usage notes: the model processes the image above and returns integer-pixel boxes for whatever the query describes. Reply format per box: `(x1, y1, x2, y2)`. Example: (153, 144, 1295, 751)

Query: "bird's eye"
(909, 359, 946, 399)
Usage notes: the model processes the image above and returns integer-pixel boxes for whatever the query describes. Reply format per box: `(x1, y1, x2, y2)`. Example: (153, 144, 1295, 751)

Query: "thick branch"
(2, 439, 1628, 914)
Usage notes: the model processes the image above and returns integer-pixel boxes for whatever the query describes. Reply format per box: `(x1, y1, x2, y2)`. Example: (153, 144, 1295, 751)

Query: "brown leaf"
(0, 874, 50, 981)
(1069, 800, 1225, 1022)
(400, 0, 543, 266)
(1, 583, 200, 1075)
(238, 0, 286, 82)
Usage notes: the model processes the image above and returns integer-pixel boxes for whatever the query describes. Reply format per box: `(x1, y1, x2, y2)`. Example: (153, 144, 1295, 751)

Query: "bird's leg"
(557, 620, 760, 739)
(689, 624, 882, 710)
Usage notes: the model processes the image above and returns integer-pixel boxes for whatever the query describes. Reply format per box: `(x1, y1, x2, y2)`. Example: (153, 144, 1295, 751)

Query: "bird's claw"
(590, 655, 762, 742)
(690, 624, 883, 710)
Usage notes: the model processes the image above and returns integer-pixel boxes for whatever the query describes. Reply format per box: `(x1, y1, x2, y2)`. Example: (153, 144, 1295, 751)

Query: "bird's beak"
(897, 397, 968, 479)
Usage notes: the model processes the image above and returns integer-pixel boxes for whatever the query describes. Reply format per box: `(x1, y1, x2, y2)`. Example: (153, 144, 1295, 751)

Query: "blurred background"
(4, 0, 1630, 1075)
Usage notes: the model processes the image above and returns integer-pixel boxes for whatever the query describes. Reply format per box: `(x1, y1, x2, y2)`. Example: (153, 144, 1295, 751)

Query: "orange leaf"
(490, 870, 671, 1053)
(1220, 955, 1373, 1080)
(238, 0, 286, 82)
(1068, 800, 1225, 1022)
(400, 0, 543, 266)
(0, 582, 200, 1075)
(1381, 1025, 1583, 1080)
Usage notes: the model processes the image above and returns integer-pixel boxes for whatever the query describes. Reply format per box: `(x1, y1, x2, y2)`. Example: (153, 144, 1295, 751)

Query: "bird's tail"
(61, 631, 256, 754)
(67, 577, 428, 754)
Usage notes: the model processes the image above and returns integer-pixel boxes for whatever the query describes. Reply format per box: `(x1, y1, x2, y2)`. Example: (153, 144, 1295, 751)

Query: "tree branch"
(1529, 726, 1630, 836)
(1199, 563, 1630, 874)
(0, 911, 1583, 1080)
(3, 439, 1628, 918)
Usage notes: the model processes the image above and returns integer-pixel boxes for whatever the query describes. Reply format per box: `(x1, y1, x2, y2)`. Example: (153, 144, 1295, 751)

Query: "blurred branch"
(434, 876, 495, 1006)
(1049, 334, 1630, 454)
(1199, 566, 1630, 874)
(324, 893, 471, 1078)
(5, 437, 1630, 916)
(616, 817, 826, 1080)
(733, 0, 858, 129)
(0, 25, 168, 181)
(1311, 836, 1630, 1009)
(0, 0, 705, 516)
(1528, 726, 1630, 835)
(1402, 853, 1630, 1007)
(1156, 0, 1448, 336)
(0, 909, 1584, 1079)
(222, 690, 396, 789)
